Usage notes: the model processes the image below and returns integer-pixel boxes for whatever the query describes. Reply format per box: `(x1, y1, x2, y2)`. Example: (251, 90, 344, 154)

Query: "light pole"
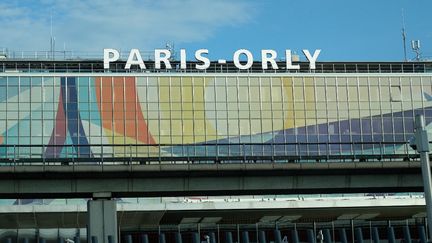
(413, 115, 432, 240)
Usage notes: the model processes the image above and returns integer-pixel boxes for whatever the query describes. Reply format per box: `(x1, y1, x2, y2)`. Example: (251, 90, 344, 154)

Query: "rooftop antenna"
(63, 42, 66, 59)
(50, 9, 55, 60)
(411, 40, 421, 61)
(401, 9, 408, 62)
(166, 42, 176, 60)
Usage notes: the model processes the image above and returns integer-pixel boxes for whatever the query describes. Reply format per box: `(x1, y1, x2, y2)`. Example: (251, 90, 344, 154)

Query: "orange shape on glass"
(96, 77, 155, 144)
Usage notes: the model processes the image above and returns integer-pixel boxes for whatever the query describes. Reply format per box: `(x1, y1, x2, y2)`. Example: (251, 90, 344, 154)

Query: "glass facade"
(0, 74, 432, 159)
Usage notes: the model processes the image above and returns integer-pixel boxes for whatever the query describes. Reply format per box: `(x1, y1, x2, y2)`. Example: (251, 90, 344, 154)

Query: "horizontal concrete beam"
(0, 197, 427, 228)
(0, 162, 426, 198)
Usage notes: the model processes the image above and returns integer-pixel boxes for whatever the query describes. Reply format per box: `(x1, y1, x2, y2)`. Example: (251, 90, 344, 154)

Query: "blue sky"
(0, 0, 431, 61)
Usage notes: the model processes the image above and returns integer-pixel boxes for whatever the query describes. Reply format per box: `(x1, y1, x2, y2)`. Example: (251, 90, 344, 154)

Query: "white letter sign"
(103, 49, 119, 69)
(303, 49, 321, 70)
(155, 49, 172, 69)
(104, 48, 321, 71)
(125, 49, 146, 70)
(195, 49, 210, 70)
(233, 49, 253, 70)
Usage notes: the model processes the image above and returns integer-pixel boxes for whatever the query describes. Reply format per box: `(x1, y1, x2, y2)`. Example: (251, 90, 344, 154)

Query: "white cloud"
(0, 0, 254, 54)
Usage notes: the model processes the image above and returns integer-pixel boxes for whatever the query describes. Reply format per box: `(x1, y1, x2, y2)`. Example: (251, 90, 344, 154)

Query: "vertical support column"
(414, 115, 432, 241)
(419, 226, 427, 243)
(354, 228, 363, 243)
(191, 233, 199, 243)
(209, 232, 217, 243)
(174, 232, 183, 243)
(159, 233, 166, 243)
(291, 229, 300, 243)
(371, 227, 380, 243)
(141, 234, 149, 243)
(258, 231, 267, 243)
(225, 232, 234, 243)
(403, 225, 412, 243)
(87, 193, 117, 243)
(323, 229, 332, 243)
(242, 231, 250, 243)
(339, 229, 348, 243)
(274, 230, 282, 243)
(387, 227, 396, 243)
(125, 235, 132, 243)
(307, 229, 316, 243)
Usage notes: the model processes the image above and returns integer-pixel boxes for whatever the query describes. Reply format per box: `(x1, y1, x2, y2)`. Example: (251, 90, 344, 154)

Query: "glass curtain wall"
(0, 75, 431, 159)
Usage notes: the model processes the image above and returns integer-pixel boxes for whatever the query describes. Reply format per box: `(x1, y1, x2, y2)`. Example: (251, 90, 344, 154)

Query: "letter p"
(104, 49, 120, 69)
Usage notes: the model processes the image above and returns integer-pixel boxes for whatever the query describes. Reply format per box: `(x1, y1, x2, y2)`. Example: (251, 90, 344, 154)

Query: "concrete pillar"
(140, 234, 149, 243)
(415, 115, 432, 241)
(371, 227, 380, 243)
(323, 229, 331, 243)
(124, 235, 132, 243)
(403, 226, 412, 243)
(291, 230, 299, 243)
(258, 231, 266, 243)
(355, 228, 363, 243)
(159, 233, 166, 243)
(225, 232, 233, 243)
(192, 233, 199, 243)
(87, 194, 117, 243)
(419, 226, 427, 243)
(174, 232, 182, 243)
(307, 229, 315, 243)
(242, 231, 250, 243)
(273, 230, 282, 243)
(209, 232, 217, 243)
(387, 227, 396, 243)
(339, 229, 348, 243)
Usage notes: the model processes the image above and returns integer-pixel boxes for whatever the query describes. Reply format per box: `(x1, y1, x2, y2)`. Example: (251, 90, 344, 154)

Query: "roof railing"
(0, 142, 419, 165)
(0, 61, 431, 74)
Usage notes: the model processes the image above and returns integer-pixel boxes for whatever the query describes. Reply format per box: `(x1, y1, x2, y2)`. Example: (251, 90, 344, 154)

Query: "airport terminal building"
(1, 53, 432, 243)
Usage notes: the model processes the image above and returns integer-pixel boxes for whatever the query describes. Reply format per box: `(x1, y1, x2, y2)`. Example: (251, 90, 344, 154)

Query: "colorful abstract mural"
(0, 75, 432, 158)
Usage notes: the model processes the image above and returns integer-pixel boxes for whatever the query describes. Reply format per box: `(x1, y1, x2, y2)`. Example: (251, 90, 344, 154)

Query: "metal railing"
(1, 60, 431, 74)
(0, 49, 154, 61)
(0, 142, 419, 165)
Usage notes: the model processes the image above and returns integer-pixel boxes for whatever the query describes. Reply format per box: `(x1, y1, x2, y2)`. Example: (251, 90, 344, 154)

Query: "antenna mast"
(401, 9, 408, 62)
(50, 10, 55, 60)
(166, 42, 176, 61)
(411, 40, 421, 61)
